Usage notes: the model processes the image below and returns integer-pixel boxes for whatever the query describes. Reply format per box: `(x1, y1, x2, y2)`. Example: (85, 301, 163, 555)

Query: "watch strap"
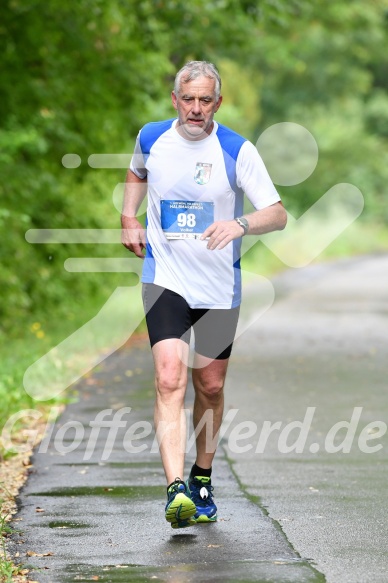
(235, 216, 249, 235)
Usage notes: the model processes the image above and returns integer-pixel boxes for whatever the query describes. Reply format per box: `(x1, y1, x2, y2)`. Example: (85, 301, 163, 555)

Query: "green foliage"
(216, 59, 262, 140)
(0, 0, 172, 339)
(238, 0, 388, 217)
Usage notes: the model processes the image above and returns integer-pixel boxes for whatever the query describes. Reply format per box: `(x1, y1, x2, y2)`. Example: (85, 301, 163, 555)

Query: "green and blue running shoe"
(187, 476, 217, 523)
(165, 478, 196, 529)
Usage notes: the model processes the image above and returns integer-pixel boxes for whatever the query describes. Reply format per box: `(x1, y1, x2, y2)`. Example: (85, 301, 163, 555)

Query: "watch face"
(236, 217, 248, 233)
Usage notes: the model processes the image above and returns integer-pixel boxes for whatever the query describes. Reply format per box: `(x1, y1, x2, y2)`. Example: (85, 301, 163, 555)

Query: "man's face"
(172, 76, 222, 140)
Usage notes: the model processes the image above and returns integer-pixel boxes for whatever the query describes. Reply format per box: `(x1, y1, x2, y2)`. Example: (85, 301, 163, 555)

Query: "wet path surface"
(10, 253, 388, 582)
(227, 254, 388, 583)
(10, 347, 323, 582)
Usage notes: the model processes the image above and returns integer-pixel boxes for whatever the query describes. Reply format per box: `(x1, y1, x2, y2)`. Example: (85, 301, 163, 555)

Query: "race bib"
(161, 200, 214, 240)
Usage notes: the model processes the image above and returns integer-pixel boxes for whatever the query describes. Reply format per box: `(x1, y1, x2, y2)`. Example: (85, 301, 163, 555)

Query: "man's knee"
(194, 374, 225, 399)
(152, 339, 189, 397)
(155, 368, 187, 395)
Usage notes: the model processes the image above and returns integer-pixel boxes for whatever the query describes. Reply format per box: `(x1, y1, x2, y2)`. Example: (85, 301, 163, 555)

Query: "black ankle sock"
(190, 463, 212, 479)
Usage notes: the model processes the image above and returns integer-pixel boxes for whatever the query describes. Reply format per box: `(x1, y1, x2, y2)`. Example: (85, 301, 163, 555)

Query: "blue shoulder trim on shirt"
(139, 119, 176, 156)
(216, 124, 247, 192)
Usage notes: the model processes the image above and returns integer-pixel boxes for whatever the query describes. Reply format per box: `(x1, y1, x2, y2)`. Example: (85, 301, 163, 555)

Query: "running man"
(121, 61, 287, 528)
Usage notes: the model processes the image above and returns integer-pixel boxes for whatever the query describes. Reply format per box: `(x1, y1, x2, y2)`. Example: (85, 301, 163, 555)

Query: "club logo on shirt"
(194, 162, 212, 185)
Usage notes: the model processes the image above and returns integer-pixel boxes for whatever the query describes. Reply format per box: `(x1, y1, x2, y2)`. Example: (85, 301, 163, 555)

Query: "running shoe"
(165, 478, 196, 529)
(187, 475, 217, 522)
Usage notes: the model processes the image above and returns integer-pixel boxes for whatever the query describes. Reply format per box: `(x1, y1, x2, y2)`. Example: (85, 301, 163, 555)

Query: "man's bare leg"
(187, 354, 229, 522)
(152, 338, 197, 528)
(191, 354, 230, 469)
(152, 338, 189, 485)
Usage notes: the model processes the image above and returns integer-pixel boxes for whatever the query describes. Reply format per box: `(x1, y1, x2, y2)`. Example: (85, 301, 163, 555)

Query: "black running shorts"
(142, 284, 240, 360)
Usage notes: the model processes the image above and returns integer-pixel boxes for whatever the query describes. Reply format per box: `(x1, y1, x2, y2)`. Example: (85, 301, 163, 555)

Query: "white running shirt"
(130, 119, 280, 309)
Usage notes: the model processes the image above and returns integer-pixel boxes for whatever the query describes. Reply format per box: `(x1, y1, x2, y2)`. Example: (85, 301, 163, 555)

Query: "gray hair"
(174, 61, 222, 100)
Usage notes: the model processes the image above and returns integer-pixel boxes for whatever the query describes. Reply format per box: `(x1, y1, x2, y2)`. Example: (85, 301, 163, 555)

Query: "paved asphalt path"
(10, 253, 388, 582)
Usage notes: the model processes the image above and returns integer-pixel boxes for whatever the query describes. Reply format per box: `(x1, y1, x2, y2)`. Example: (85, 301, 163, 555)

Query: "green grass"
(0, 319, 84, 450)
(0, 288, 143, 456)
(0, 504, 30, 582)
(0, 512, 16, 583)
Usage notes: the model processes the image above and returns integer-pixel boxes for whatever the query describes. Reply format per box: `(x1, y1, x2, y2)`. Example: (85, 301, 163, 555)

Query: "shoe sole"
(165, 493, 196, 525)
(195, 513, 217, 523)
(171, 517, 197, 529)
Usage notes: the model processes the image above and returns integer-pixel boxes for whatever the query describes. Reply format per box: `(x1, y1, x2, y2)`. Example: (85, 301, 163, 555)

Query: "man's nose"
(191, 99, 201, 114)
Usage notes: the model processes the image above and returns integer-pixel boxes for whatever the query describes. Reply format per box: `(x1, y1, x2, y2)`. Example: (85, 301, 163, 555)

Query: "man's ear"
(215, 95, 223, 112)
(171, 91, 178, 111)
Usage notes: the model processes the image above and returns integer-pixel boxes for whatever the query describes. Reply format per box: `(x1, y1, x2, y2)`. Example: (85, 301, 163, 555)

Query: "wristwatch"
(235, 216, 249, 236)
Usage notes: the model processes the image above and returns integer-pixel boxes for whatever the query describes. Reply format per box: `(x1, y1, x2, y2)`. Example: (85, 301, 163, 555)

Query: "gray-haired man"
(122, 61, 286, 528)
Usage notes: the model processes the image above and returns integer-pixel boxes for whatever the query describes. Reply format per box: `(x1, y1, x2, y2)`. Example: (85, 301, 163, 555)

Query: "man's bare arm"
(241, 201, 287, 235)
(201, 201, 287, 251)
(121, 170, 148, 258)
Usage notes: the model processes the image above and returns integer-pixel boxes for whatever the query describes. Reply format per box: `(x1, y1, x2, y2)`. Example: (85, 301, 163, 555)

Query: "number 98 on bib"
(160, 200, 214, 240)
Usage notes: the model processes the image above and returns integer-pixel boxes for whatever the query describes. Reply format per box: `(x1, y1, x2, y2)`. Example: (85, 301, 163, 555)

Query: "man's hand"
(200, 203, 287, 250)
(121, 216, 146, 258)
(201, 219, 244, 250)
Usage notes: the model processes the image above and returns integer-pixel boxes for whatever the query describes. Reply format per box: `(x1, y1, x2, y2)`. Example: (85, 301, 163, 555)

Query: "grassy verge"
(0, 507, 29, 583)
(1, 470, 33, 583)
(0, 266, 142, 428)
(0, 513, 13, 583)
(1, 317, 92, 451)
(0, 313, 86, 581)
